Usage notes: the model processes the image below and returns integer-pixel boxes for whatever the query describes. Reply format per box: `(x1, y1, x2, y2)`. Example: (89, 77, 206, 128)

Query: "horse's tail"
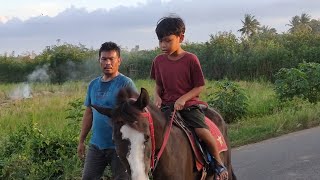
(231, 167, 237, 180)
(204, 107, 237, 180)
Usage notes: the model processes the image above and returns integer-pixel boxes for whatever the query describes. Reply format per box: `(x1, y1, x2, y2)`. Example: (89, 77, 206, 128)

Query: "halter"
(140, 109, 156, 169)
(128, 98, 176, 173)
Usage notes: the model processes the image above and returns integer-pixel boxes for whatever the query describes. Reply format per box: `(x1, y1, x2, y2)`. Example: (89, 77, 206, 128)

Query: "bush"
(275, 62, 320, 103)
(0, 98, 86, 179)
(0, 120, 81, 179)
(274, 68, 308, 100)
(207, 81, 248, 123)
(298, 62, 320, 102)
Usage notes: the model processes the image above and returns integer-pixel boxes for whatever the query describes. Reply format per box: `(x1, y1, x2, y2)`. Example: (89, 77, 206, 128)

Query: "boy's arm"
(174, 85, 204, 110)
(154, 84, 162, 108)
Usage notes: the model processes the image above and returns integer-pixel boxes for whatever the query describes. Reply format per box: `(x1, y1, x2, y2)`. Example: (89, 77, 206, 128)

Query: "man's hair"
(99, 42, 121, 58)
(155, 15, 185, 40)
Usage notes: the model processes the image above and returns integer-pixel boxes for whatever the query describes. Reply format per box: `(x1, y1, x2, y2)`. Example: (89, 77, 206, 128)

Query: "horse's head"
(92, 87, 152, 180)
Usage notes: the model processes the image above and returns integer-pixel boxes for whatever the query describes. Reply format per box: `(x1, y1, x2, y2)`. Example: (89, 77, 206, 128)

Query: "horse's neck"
(148, 106, 167, 148)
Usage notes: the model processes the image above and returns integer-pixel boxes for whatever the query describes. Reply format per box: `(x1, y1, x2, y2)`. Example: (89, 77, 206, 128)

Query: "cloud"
(1, 0, 320, 54)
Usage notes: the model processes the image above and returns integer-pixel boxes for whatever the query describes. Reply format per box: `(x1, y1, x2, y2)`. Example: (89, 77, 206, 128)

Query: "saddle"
(162, 105, 228, 175)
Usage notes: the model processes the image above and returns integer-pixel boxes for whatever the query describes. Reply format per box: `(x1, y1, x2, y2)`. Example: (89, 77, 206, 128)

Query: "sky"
(0, 0, 320, 55)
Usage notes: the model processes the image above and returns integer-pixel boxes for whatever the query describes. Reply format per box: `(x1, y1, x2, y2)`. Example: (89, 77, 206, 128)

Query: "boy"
(150, 15, 228, 180)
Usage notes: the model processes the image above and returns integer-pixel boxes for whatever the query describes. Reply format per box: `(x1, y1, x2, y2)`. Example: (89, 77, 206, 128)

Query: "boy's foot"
(215, 164, 228, 180)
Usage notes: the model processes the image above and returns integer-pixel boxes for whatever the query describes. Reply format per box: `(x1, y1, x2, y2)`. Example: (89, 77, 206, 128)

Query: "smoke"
(27, 64, 50, 82)
(9, 83, 32, 100)
(7, 58, 100, 100)
(9, 64, 50, 100)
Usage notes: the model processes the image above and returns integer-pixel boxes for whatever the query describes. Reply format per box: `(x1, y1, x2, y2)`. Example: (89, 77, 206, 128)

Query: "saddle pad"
(205, 117, 228, 153)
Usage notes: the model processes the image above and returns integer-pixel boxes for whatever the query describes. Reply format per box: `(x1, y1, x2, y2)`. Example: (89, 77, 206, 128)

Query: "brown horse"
(92, 87, 237, 180)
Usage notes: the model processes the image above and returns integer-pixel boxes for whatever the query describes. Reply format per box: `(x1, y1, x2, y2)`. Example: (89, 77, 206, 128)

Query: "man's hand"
(174, 97, 186, 110)
(77, 142, 86, 159)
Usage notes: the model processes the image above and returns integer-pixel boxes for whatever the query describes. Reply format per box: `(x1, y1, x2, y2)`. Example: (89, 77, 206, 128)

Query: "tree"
(287, 13, 312, 33)
(238, 14, 260, 38)
(309, 19, 320, 34)
(259, 25, 277, 35)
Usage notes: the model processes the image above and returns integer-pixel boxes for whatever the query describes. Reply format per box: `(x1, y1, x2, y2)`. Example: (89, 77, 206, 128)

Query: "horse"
(91, 87, 237, 180)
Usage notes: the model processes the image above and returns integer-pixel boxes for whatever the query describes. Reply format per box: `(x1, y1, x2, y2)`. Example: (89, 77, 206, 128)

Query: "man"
(77, 42, 135, 180)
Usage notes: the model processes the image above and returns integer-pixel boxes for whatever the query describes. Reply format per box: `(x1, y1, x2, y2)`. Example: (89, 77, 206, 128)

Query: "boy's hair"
(99, 42, 121, 58)
(155, 15, 185, 40)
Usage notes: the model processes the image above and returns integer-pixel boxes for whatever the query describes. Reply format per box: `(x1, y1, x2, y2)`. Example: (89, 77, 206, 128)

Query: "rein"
(152, 109, 176, 171)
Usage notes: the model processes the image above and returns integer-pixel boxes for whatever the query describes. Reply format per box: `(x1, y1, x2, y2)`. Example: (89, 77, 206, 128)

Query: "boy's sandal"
(215, 163, 227, 176)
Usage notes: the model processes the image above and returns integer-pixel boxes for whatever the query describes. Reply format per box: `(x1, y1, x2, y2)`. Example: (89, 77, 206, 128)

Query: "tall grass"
(0, 82, 86, 136)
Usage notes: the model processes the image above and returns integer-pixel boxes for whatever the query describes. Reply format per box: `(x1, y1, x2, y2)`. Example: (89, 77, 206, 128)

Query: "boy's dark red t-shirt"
(150, 52, 207, 107)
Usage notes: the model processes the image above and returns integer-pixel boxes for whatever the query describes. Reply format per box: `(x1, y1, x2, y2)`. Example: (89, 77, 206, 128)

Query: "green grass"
(229, 98, 320, 147)
(237, 80, 279, 117)
(0, 82, 86, 136)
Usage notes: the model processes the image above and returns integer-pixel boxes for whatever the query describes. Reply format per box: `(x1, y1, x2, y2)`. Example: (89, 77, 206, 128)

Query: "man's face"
(159, 34, 184, 55)
(99, 50, 121, 76)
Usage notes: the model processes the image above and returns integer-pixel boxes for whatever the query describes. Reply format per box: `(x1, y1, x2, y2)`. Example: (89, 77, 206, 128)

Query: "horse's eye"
(144, 134, 150, 143)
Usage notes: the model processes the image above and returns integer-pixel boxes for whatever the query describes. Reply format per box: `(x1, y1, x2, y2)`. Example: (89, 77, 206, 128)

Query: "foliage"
(120, 49, 160, 79)
(66, 98, 85, 129)
(207, 81, 248, 123)
(274, 62, 320, 103)
(0, 98, 85, 179)
(238, 14, 261, 38)
(0, 43, 97, 83)
(1, 13, 320, 83)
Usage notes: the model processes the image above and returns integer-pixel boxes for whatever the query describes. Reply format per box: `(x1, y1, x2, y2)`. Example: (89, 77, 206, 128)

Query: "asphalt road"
(232, 126, 320, 180)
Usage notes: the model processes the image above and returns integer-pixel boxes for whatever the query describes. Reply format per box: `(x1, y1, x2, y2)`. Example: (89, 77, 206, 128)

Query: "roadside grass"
(229, 98, 320, 147)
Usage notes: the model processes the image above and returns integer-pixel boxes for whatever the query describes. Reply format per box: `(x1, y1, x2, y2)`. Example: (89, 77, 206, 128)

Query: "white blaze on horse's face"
(120, 124, 149, 180)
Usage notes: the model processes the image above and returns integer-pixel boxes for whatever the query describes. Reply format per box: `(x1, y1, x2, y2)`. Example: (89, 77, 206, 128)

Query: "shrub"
(274, 68, 308, 100)
(207, 81, 248, 123)
(274, 62, 320, 103)
(0, 98, 86, 179)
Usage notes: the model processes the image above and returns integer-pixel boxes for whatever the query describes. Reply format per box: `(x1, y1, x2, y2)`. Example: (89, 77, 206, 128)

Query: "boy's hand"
(154, 95, 162, 108)
(174, 97, 186, 110)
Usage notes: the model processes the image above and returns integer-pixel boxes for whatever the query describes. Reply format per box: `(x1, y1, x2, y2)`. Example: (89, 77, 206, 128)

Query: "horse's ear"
(91, 105, 112, 117)
(134, 88, 149, 110)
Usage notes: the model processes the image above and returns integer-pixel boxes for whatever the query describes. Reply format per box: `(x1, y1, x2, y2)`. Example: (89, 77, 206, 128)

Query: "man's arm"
(174, 85, 204, 110)
(77, 107, 93, 159)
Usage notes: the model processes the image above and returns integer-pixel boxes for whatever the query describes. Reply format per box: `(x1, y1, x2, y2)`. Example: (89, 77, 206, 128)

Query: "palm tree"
(288, 15, 300, 33)
(259, 25, 277, 35)
(300, 13, 311, 25)
(287, 13, 312, 33)
(238, 14, 260, 38)
(309, 19, 320, 33)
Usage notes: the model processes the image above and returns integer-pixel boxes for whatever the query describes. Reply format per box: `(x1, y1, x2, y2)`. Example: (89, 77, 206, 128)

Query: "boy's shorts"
(179, 105, 209, 129)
